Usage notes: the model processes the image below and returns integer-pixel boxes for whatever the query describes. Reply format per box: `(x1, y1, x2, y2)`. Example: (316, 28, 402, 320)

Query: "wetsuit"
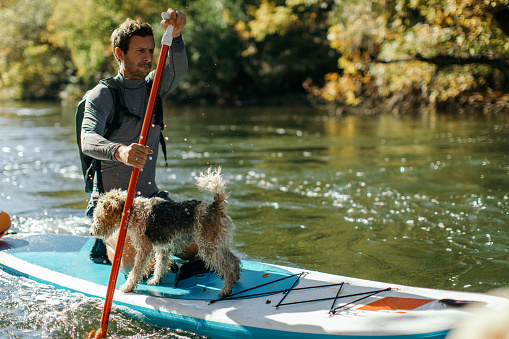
(81, 36, 187, 206)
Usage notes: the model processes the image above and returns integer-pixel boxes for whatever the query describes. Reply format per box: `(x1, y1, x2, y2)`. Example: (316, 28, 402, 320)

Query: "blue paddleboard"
(1, 233, 509, 339)
(0, 234, 296, 300)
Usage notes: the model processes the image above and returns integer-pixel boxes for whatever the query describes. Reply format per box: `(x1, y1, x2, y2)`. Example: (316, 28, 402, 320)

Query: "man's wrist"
(112, 144, 122, 162)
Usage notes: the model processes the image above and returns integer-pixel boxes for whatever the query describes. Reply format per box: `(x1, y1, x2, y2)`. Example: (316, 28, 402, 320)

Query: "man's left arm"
(159, 8, 188, 96)
(160, 36, 188, 94)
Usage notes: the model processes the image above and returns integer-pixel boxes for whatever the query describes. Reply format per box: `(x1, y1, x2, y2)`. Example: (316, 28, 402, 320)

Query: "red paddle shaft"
(95, 21, 174, 339)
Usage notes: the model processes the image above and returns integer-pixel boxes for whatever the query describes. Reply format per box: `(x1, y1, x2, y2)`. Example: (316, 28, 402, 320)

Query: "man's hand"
(161, 8, 186, 37)
(115, 143, 154, 169)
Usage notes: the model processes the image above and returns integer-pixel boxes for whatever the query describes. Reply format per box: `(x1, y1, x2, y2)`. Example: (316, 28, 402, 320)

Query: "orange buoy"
(0, 210, 11, 239)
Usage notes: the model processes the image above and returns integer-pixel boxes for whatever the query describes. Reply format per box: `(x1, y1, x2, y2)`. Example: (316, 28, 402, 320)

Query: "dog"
(91, 167, 241, 297)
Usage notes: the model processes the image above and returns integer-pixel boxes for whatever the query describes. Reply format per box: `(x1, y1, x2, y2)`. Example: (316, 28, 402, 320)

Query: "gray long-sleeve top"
(81, 36, 188, 198)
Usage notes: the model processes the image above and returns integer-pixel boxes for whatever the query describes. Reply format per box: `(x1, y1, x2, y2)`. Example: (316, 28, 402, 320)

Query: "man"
(82, 9, 205, 281)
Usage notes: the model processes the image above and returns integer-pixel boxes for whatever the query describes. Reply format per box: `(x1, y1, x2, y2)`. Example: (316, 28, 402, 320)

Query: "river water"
(1, 101, 509, 338)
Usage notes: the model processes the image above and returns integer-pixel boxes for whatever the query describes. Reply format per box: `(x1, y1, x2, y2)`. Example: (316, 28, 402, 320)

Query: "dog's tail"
(195, 166, 228, 203)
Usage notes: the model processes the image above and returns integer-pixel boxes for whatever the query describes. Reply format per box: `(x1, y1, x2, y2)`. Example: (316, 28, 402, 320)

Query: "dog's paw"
(218, 287, 233, 297)
(147, 276, 162, 286)
(120, 282, 135, 293)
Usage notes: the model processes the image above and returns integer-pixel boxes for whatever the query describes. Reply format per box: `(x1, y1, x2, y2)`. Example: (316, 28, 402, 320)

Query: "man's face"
(117, 35, 155, 80)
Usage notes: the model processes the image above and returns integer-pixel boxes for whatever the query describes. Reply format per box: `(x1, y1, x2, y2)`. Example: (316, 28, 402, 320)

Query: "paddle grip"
(161, 12, 174, 47)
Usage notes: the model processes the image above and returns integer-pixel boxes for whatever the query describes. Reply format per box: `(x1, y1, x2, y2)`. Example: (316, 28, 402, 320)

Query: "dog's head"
(91, 189, 126, 238)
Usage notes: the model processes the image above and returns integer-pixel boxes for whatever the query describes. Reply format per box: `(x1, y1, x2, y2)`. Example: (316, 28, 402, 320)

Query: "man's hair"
(111, 19, 154, 64)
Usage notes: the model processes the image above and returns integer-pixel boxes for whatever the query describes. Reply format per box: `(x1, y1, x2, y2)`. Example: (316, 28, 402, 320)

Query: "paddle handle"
(161, 12, 174, 47)
(95, 13, 173, 339)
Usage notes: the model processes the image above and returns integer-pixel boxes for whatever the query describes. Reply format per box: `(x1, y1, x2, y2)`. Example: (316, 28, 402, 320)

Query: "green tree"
(308, 0, 509, 113)
(0, 0, 69, 100)
(232, 0, 339, 103)
(1, 0, 508, 113)
(167, 0, 250, 104)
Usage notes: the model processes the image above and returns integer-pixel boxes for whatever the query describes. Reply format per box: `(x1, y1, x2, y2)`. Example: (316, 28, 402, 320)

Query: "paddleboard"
(0, 233, 508, 338)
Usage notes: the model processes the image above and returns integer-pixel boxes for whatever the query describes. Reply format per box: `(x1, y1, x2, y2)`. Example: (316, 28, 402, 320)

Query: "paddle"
(93, 14, 174, 339)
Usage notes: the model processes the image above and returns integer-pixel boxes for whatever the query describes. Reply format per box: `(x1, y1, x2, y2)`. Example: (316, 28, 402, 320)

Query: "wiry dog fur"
(91, 167, 241, 297)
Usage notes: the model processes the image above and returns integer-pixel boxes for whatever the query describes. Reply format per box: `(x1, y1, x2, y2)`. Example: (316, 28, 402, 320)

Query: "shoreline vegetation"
(1, 0, 508, 115)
